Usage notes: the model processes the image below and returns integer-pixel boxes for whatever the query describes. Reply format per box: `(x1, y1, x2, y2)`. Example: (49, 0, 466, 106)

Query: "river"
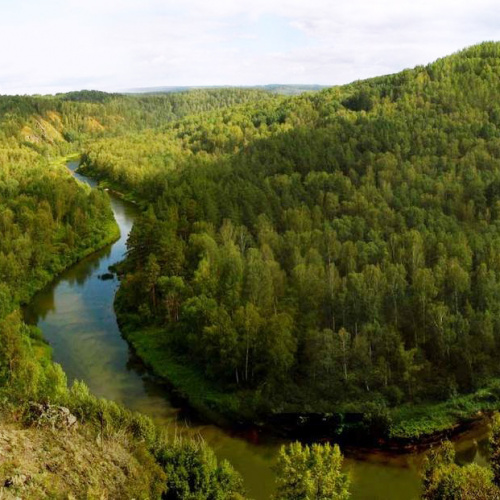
(23, 160, 491, 499)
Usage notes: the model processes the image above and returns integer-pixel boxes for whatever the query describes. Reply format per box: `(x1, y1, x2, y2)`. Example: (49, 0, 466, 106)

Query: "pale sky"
(0, 0, 499, 95)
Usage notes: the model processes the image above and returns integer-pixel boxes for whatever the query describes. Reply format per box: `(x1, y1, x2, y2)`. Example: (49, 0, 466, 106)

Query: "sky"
(0, 0, 499, 95)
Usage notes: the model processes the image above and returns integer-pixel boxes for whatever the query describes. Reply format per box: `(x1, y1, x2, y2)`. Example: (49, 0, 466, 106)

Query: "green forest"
(0, 87, 268, 498)
(78, 42, 500, 439)
(4, 41, 500, 498)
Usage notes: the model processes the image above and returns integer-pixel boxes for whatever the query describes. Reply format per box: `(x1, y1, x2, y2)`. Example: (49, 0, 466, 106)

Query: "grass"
(121, 325, 244, 424)
(390, 381, 500, 439)
(48, 152, 81, 168)
(0, 409, 165, 499)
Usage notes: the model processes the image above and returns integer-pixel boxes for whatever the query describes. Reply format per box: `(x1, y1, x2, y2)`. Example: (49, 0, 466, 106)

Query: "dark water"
(23, 161, 489, 499)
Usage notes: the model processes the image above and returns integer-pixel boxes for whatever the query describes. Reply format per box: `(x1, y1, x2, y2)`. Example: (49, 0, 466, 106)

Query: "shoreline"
(116, 314, 496, 457)
(20, 155, 120, 308)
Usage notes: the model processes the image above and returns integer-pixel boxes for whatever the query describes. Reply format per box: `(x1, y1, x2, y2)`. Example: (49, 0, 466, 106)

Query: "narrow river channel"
(23, 160, 491, 499)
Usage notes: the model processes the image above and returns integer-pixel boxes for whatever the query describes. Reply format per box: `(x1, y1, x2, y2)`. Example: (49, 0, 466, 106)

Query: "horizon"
(1, 0, 500, 95)
(0, 41, 494, 98)
(4, 84, 329, 98)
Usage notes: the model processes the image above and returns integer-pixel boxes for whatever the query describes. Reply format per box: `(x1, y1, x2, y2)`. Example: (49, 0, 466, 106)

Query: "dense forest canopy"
(128, 84, 327, 96)
(76, 42, 500, 430)
(0, 87, 278, 149)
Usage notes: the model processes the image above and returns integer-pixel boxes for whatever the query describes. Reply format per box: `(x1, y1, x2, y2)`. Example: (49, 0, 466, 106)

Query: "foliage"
(390, 381, 500, 438)
(158, 439, 244, 500)
(490, 413, 500, 486)
(0, 155, 117, 303)
(273, 441, 350, 499)
(77, 42, 500, 431)
(422, 438, 500, 499)
(0, 411, 167, 499)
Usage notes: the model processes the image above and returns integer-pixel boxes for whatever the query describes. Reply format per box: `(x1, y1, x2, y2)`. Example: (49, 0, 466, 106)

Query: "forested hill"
(0, 87, 277, 152)
(127, 84, 327, 96)
(79, 41, 500, 437)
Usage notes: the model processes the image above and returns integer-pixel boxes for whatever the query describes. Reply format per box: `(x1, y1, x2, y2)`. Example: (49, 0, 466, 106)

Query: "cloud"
(0, 0, 499, 94)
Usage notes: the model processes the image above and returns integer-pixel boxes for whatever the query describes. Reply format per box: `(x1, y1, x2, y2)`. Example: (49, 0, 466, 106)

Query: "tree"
(160, 441, 245, 500)
(274, 442, 350, 500)
(262, 313, 297, 383)
(202, 307, 239, 380)
(338, 328, 351, 383)
(446, 259, 469, 314)
(490, 413, 500, 487)
(144, 254, 161, 312)
(385, 263, 407, 328)
(158, 276, 186, 322)
(412, 268, 437, 344)
(234, 303, 263, 384)
(422, 440, 498, 500)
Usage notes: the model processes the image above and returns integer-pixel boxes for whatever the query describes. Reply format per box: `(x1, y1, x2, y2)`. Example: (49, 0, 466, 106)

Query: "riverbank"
(76, 160, 143, 206)
(22, 163, 251, 500)
(17, 157, 120, 305)
(49, 152, 81, 167)
(117, 321, 245, 426)
(19, 216, 120, 304)
(117, 313, 500, 452)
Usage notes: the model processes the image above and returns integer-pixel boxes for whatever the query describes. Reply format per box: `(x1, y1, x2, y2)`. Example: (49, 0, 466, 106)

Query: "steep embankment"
(0, 409, 165, 499)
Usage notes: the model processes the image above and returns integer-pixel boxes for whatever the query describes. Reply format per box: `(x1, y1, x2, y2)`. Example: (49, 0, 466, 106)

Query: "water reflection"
(455, 428, 490, 468)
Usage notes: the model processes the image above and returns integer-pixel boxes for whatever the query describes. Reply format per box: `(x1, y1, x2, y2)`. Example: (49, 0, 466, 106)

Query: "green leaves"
(274, 442, 350, 500)
(160, 441, 245, 500)
(422, 439, 498, 500)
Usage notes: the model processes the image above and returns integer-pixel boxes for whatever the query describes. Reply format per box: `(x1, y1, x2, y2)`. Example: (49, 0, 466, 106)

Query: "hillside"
(0, 87, 278, 149)
(0, 90, 254, 498)
(0, 410, 165, 499)
(3, 40, 500, 497)
(78, 41, 500, 440)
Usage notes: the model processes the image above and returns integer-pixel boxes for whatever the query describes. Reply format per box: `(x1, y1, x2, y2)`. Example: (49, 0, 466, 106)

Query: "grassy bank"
(0, 406, 166, 499)
(390, 383, 500, 440)
(118, 315, 500, 447)
(119, 322, 247, 425)
(48, 152, 81, 168)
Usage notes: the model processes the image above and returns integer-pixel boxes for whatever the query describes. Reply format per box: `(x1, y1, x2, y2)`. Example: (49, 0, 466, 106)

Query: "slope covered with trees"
(0, 90, 253, 498)
(78, 42, 500, 439)
(0, 87, 277, 150)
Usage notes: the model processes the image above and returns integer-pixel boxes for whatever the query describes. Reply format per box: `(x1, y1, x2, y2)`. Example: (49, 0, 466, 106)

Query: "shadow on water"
(22, 161, 492, 500)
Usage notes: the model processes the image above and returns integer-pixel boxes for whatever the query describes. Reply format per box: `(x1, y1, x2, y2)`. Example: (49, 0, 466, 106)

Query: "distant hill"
(125, 84, 328, 96)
